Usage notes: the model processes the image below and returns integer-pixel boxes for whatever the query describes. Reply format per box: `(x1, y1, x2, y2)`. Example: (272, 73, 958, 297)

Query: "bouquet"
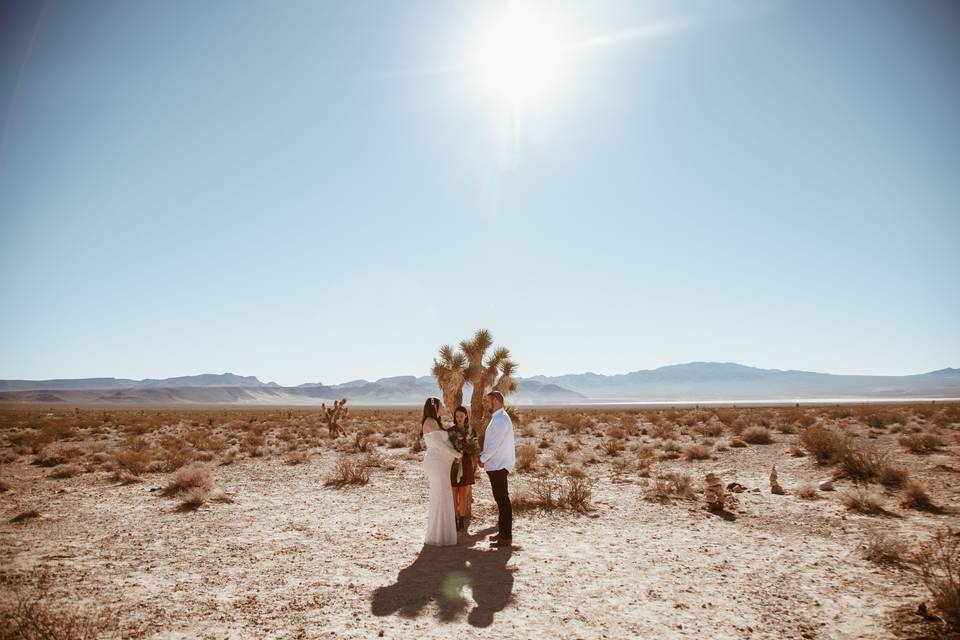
(449, 425, 480, 483)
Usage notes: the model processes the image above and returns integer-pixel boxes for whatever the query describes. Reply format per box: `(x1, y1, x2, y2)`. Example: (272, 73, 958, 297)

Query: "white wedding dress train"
(422, 429, 459, 546)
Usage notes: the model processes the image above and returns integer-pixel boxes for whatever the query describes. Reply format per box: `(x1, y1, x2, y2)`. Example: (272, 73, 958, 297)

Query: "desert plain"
(1, 402, 959, 639)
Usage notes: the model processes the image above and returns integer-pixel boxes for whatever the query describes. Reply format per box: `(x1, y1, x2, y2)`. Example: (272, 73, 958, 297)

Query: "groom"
(478, 391, 515, 548)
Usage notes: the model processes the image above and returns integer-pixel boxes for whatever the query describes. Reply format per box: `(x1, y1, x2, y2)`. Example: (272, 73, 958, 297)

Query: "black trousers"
(486, 469, 512, 539)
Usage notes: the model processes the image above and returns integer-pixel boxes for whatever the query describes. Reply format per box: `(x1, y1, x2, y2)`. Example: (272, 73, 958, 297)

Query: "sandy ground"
(2, 413, 960, 639)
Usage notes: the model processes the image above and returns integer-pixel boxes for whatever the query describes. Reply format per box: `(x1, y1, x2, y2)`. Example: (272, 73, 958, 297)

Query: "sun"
(471, 6, 569, 110)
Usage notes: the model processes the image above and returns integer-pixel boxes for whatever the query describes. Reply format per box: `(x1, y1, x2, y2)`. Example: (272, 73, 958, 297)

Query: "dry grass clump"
(878, 463, 909, 489)
(602, 439, 625, 457)
(841, 488, 889, 515)
(163, 463, 214, 497)
(800, 425, 849, 464)
(513, 472, 594, 514)
(284, 450, 310, 465)
(325, 454, 371, 487)
(112, 444, 154, 476)
(682, 444, 711, 461)
(694, 421, 725, 438)
(650, 422, 678, 440)
(901, 480, 942, 512)
(898, 432, 944, 454)
(863, 530, 907, 565)
(794, 483, 820, 500)
(48, 463, 83, 479)
(742, 426, 773, 444)
(914, 528, 960, 629)
(645, 472, 695, 503)
(515, 443, 538, 472)
(0, 576, 118, 639)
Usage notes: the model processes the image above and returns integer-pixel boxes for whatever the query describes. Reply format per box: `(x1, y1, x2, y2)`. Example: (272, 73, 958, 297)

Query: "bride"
(420, 397, 462, 546)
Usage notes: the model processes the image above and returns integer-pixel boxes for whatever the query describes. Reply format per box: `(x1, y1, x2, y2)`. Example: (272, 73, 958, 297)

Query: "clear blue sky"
(1, 0, 957, 386)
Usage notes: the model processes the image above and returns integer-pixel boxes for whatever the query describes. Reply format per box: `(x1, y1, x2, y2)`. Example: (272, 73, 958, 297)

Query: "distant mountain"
(0, 373, 271, 392)
(528, 362, 960, 400)
(0, 363, 957, 405)
(0, 373, 584, 405)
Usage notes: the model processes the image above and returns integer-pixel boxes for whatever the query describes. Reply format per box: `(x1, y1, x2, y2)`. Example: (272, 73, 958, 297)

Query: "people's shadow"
(370, 527, 515, 627)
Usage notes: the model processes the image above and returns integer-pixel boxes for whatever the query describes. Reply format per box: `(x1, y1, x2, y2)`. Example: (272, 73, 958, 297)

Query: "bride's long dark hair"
(420, 397, 442, 436)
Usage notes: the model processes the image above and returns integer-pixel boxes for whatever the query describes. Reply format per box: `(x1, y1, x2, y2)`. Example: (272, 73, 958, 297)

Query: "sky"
(0, 0, 958, 386)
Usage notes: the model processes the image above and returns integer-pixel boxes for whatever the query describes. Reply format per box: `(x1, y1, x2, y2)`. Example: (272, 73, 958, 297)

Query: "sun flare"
(471, 6, 569, 109)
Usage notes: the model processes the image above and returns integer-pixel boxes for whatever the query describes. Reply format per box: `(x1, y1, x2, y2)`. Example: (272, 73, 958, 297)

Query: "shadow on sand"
(370, 527, 515, 627)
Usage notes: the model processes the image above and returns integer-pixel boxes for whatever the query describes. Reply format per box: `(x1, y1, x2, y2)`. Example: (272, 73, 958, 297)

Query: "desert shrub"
(800, 425, 849, 464)
(694, 421, 724, 438)
(898, 432, 944, 454)
(729, 416, 749, 435)
(841, 488, 887, 515)
(555, 414, 590, 435)
(0, 576, 118, 639)
(742, 426, 773, 444)
(48, 464, 83, 479)
(645, 472, 695, 503)
(603, 439, 624, 457)
(682, 445, 711, 461)
(650, 422, 678, 440)
(863, 530, 907, 565)
(914, 528, 960, 629)
(112, 448, 153, 476)
(32, 451, 70, 468)
(606, 424, 627, 440)
(553, 448, 570, 465)
(284, 450, 309, 465)
(902, 480, 941, 512)
(325, 455, 370, 487)
(352, 432, 370, 453)
(163, 463, 213, 496)
(158, 437, 195, 472)
(878, 463, 909, 488)
(794, 483, 820, 500)
(838, 442, 887, 483)
(513, 472, 594, 514)
(178, 486, 209, 511)
(515, 444, 538, 472)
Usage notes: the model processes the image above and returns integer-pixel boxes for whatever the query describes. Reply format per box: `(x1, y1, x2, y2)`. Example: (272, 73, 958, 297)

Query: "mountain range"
(0, 362, 958, 405)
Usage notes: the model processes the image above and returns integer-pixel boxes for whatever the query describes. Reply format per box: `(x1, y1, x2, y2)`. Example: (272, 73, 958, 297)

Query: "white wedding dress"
(422, 428, 459, 546)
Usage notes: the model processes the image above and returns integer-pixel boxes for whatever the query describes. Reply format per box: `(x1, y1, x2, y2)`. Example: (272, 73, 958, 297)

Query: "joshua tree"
(433, 329, 517, 441)
(431, 330, 517, 518)
(432, 344, 468, 417)
(321, 398, 348, 438)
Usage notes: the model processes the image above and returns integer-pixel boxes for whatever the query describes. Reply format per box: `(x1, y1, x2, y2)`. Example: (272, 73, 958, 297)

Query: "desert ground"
(1, 402, 959, 639)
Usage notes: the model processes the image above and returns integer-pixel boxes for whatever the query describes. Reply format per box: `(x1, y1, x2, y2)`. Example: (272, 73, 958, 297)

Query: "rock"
(726, 482, 747, 493)
(818, 480, 834, 491)
(705, 473, 726, 511)
(770, 466, 786, 495)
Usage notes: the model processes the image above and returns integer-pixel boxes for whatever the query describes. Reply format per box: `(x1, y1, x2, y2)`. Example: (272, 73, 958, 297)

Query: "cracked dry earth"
(2, 423, 960, 639)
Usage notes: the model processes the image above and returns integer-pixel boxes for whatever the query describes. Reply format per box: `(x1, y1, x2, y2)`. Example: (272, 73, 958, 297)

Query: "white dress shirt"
(480, 408, 515, 472)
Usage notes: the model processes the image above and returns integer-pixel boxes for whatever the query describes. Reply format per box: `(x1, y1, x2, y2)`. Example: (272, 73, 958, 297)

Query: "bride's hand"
(455, 452, 463, 459)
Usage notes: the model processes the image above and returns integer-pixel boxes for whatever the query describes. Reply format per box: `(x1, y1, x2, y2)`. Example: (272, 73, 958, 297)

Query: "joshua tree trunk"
(432, 330, 518, 519)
